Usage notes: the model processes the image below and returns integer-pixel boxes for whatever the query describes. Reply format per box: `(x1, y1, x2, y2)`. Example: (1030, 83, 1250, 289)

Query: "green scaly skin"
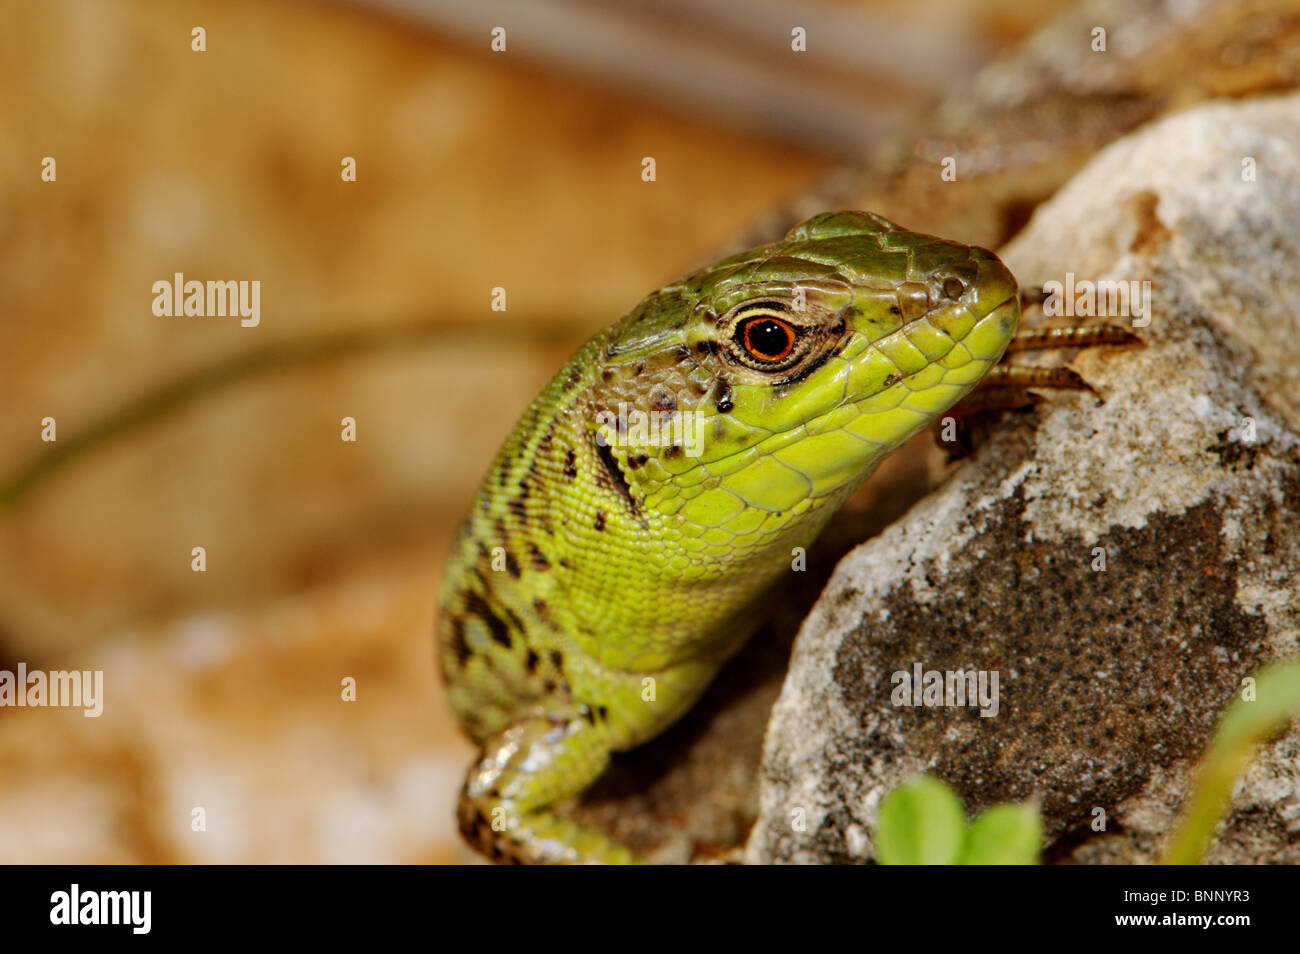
(438, 211, 1020, 863)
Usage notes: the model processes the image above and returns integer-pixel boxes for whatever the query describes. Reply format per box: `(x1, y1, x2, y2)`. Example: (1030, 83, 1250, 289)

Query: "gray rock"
(747, 93, 1300, 864)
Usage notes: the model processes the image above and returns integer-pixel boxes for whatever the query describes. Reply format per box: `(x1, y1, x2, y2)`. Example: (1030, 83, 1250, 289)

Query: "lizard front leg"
(457, 711, 638, 864)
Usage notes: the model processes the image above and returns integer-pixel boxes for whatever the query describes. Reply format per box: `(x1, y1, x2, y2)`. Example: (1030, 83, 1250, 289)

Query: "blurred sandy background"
(0, 0, 1071, 862)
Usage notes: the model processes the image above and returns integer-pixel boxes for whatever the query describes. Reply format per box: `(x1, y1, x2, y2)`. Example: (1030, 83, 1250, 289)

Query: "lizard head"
(583, 210, 1019, 560)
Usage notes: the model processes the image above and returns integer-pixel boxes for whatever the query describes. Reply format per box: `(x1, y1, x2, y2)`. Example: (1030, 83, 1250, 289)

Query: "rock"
(746, 93, 1300, 864)
(738, 0, 1300, 259)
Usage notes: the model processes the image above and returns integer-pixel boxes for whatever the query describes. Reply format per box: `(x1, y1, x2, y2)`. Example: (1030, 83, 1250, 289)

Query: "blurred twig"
(0, 319, 578, 510)
(339, 0, 990, 154)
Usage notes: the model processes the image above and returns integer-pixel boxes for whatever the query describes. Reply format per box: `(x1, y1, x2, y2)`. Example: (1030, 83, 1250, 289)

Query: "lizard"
(437, 210, 1134, 864)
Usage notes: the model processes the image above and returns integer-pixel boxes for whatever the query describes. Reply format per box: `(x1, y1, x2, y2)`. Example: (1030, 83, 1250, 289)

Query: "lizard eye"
(739, 315, 796, 362)
(718, 298, 828, 377)
(727, 300, 801, 368)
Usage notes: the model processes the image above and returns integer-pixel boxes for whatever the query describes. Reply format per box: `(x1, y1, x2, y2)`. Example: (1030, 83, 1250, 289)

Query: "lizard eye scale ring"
(723, 299, 808, 372)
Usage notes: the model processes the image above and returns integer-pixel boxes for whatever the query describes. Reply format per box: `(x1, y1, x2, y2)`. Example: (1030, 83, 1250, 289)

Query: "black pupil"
(748, 319, 790, 358)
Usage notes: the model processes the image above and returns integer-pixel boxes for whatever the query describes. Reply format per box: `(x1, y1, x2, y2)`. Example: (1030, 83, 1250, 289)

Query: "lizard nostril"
(943, 278, 966, 300)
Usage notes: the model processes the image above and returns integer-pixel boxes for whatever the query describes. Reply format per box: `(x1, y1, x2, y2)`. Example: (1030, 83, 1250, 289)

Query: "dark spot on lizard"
(595, 442, 640, 517)
(651, 391, 677, 413)
(449, 617, 473, 666)
(564, 449, 578, 481)
(485, 618, 513, 650)
(714, 378, 733, 414)
(502, 605, 525, 632)
(594, 509, 607, 531)
(507, 498, 528, 523)
(525, 649, 540, 673)
(536, 421, 556, 459)
(549, 650, 563, 669)
(527, 542, 550, 570)
(463, 592, 514, 650)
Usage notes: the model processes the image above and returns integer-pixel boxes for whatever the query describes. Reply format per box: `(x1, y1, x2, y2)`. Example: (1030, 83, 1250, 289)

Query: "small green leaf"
(874, 775, 966, 864)
(960, 803, 1042, 865)
(1163, 657, 1300, 864)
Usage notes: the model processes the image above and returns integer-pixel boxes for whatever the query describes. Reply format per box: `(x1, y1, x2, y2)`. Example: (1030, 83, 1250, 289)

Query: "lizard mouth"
(978, 296, 1021, 355)
(836, 291, 1020, 414)
(871, 291, 1019, 385)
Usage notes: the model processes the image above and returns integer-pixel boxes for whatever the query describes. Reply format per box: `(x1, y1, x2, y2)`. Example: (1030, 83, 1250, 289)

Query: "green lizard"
(438, 210, 1121, 864)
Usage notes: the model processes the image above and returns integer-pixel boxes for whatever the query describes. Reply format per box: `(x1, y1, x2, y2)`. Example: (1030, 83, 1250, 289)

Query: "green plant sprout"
(874, 657, 1300, 865)
(874, 775, 1041, 864)
(1162, 657, 1300, 864)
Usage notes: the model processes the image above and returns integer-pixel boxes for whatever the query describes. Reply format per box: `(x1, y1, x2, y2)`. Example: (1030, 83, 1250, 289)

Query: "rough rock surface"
(747, 93, 1300, 864)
